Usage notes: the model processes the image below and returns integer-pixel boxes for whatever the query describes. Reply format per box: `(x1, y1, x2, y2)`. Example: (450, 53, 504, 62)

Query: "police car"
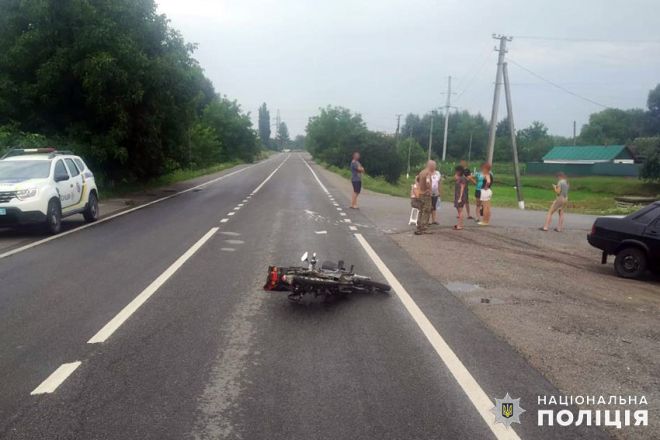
(0, 148, 99, 234)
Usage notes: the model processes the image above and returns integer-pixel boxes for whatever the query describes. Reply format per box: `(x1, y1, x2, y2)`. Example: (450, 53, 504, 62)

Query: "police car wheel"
(83, 192, 99, 222)
(45, 199, 62, 235)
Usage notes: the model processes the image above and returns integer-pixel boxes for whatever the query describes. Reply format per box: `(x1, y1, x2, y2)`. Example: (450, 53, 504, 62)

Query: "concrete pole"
(503, 62, 524, 210)
(442, 76, 452, 161)
(428, 114, 434, 160)
(486, 36, 510, 164)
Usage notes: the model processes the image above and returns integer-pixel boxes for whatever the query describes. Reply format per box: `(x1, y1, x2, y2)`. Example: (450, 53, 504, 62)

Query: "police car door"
(53, 159, 74, 209)
(64, 158, 84, 208)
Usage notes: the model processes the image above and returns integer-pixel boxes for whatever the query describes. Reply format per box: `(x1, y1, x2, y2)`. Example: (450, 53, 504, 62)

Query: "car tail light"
(591, 223, 596, 235)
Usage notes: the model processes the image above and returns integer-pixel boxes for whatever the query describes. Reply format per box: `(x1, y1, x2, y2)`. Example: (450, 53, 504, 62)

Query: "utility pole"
(486, 35, 512, 164)
(573, 120, 577, 146)
(502, 62, 524, 210)
(467, 132, 473, 163)
(407, 126, 413, 179)
(442, 76, 452, 162)
(395, 114, 402, 141)
(428, 113, 434, 161)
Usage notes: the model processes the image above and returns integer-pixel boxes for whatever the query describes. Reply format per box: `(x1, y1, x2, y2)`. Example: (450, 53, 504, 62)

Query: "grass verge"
(321, 163, 660, 215)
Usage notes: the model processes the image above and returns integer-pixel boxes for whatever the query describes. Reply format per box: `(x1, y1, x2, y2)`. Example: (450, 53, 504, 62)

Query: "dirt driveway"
(315, 162, 660, 439)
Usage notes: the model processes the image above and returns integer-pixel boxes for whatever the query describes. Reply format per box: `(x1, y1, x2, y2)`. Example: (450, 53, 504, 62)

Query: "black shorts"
(475, 190, 481, 200)
(431, 195, 439, 210)
(352, 181, 362, 194)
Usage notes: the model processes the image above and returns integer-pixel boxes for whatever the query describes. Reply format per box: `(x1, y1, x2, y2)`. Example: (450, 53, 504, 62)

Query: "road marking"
(252, 154, 290, 194)
(220, 248, 236, 252)
(340, 212, 347, 216)
(315, 230, 328, 235)
(225, 239, 244, 245)
(353, 233, 521, 440)
(337, 207, 342, 211)
(233, 207, 240, 211)
(349, 226, 358, 231)
(88, 227, 219, 344)
(344, 218, 352, 223)
(227, 212, 235, 216)
(299, 154, 329, 194)
(30, 362, 82, 395)
(220, 219, 229, 223)
(220, 231, 240, 236)
(0, 156, 285, 261)
(238, 204, 244, 207)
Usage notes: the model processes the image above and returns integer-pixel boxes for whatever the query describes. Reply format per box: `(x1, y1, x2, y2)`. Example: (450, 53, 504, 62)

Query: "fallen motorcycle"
(264, 252, 391, 303)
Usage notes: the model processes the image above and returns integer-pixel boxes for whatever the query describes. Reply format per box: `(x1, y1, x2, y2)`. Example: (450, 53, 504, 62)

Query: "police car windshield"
(0, 160, 51, 181)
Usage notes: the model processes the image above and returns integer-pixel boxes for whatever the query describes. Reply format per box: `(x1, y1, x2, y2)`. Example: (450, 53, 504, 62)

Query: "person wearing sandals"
(541, 172, 569, 232)
(453, 165, 468, 230)
(430, 164, 441, 225)
(478, 163, 493, 226)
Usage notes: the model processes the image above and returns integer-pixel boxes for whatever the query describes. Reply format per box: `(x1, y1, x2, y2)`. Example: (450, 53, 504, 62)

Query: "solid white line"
(299, 154, 329, 194)
(0, 159, 273, 261)
(353, 233, 521, 440)
(30, 362, 82, 395)
(87, 227, 219, 344)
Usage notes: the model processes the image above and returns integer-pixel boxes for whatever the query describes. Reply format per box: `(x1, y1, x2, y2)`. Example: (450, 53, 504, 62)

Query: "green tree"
(645, 84, 660, 135)
(276, 121, 290, 149)
(397, 138, 426, 172)
(579, 108, 646, 145)
(305, 106, 367, 166)
(258, 103, 271, 149)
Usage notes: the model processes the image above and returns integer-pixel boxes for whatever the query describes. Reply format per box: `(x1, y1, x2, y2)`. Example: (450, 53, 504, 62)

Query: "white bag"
(480, 188, 493, 202)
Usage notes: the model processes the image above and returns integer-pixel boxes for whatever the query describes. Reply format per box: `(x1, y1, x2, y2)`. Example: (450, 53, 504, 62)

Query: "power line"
(507, 59, 611, 109)
(512, 35, 660, 44)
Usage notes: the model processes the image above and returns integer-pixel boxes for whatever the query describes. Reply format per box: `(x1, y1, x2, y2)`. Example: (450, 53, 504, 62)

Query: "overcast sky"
(157, 0, 660, 138)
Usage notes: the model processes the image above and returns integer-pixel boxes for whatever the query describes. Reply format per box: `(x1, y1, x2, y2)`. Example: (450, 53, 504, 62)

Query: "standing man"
(350, 152, 365, 209)
(414, 160, 434, 235)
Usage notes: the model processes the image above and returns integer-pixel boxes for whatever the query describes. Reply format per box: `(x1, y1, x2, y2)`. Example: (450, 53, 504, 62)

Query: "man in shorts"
(350, 152, 364, 209)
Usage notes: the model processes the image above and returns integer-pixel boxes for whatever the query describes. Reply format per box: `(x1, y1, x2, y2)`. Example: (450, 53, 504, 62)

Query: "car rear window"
(630, 205, 660, 225)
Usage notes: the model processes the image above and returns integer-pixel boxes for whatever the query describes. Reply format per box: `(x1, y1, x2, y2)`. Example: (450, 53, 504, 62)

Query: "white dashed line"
(349, 226, 358, 231)
(340, 212, 347, 216)
(337, 207, 343, 211)
(220, 219, 229, 223)
(220, 248, 236, 252)
(344, 219, 352, 223)
(87, 227, 219, 344)
(315, 230, 328, 235)
(0, 162, 260, 261)
(233, 207, 240, 211)
(225, 239, 244, 245)
(238, 204, 244, 207)
(30, 361, 82, 395)
(220, 231, 240, 236)
(228, 212, 235, 216)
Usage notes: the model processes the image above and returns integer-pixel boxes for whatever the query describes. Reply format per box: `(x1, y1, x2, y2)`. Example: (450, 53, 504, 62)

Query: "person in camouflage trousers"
(415, 160, 435, 235)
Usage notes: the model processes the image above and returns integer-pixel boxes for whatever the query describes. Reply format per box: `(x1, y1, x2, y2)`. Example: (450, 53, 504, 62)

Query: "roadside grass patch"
(320, 162, 660, 215)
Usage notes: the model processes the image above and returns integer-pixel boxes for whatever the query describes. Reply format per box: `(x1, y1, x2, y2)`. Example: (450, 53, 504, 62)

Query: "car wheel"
(614, 247, 647, 279)
(45, 199, 62, 235)
(83, 191, 99, 222)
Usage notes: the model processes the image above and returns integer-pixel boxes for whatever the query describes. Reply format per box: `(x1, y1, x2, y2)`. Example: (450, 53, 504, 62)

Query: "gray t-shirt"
(351, 160, 362, 182)
(558, 179, 569, 198)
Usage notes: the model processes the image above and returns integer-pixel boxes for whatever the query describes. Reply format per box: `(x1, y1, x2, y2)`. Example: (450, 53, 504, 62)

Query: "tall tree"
(258, 103, 271, 149)
(276, 121, 290, 149)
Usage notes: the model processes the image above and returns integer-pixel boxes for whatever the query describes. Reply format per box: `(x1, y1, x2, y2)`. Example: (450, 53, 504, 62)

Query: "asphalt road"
(0, 153, 609, 440)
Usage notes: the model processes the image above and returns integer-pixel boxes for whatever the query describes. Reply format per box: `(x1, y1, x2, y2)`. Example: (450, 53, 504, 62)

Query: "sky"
(156, 0, 660, 138)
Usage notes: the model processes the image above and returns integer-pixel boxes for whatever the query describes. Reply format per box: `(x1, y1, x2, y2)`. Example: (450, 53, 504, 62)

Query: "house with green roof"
(542, 145, 634, 164)
(527, 145, 639, 176)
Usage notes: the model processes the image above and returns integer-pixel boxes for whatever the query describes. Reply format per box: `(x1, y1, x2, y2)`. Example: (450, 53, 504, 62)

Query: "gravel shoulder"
(315, 161, 660, 439)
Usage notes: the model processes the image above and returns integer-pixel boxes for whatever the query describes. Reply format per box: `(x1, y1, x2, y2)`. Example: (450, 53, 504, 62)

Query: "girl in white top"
(431, 170, 441, 225)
